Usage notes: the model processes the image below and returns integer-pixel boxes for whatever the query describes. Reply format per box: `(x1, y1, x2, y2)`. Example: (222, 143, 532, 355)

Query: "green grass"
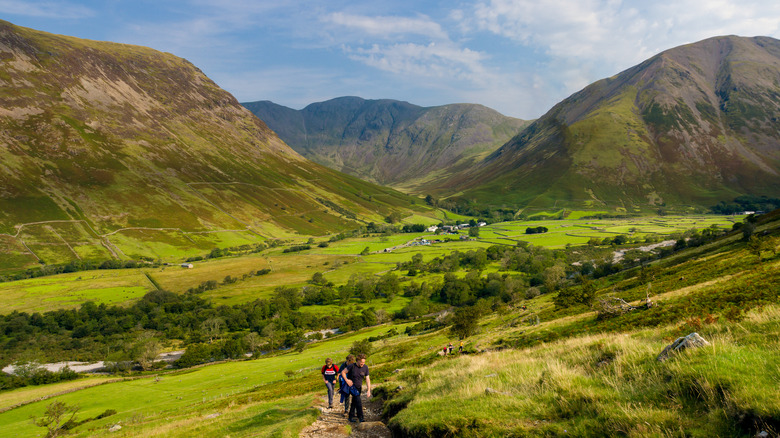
(0, 270, 152, 313)
(385, 305, 780, 437)
(0, 323, 412, 437)
(0, 215, 743, 312)
(476, 215, 739, 248)
(0, 215, 777, 437)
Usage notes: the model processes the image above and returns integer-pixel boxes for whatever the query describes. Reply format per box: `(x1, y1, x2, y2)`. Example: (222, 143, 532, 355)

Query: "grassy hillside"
(440, 36, 780, 212)
(0, 211, 776, 437)
(0, 20, 437, 274)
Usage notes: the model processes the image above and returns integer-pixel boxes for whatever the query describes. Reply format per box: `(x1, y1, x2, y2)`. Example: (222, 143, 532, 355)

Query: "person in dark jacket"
(341, 353, 370, 423)
(321, 358, 339, 408)
(338, 354, 355, 416)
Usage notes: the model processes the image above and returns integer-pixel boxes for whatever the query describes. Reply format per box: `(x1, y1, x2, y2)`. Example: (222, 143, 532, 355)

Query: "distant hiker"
(448, 342, 453, 354)
(321, 358, 339, 409)
(443, 346, 448, 355)
(338, 354, 355, 416)
(459, 341, 463, 353)
(341, 353, 371, 423)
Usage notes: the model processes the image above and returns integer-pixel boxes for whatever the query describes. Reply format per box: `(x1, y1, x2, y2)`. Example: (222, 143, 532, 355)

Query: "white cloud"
(324, 12, 448, 40)
(470, 0, 780, 68)
(462, 0, 780, 116)
(345, 42, 486, 80)
(0, 0, 94, 19)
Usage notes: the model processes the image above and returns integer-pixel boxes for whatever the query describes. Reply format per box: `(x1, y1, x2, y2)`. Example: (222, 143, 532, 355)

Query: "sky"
(2, 0, 780, 119)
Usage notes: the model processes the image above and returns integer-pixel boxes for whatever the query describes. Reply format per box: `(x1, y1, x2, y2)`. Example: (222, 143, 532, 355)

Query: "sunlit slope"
(0, 20, 430, 270)
(444, 36, 780, 211)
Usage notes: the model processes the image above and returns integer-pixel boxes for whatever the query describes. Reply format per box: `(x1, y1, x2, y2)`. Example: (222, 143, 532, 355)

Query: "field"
(479, 214, 740, 247)
(0, 213, 777, 437)
(0, 215, 743, 313)
(0, 270, 152, 314)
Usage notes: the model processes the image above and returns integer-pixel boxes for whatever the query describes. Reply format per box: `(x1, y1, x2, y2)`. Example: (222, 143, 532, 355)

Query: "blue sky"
(3, 0, 779, 119)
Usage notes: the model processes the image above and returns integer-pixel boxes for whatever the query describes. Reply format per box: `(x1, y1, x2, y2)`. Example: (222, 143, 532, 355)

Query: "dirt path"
(299, 393, 390, 438)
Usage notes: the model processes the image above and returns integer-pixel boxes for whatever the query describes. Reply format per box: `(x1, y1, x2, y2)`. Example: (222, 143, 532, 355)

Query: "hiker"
(459, 341, 463, 353)
(448, 342, 453, 354)
(321, 358, 339, 409)
(341, 353, 371, 423)
(338, 354, 355, 416)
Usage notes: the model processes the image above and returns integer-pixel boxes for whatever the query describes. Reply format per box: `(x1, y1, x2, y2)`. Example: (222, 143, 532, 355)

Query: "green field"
(479, 215, 740, 248)
(0, 213, 777, 437)
(0, 270, 152, 313)
(0, 215, 743, 313)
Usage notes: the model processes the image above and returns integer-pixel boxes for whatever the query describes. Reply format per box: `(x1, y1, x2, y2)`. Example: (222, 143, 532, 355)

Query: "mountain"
(0, 21, 429, 271)
(444, 36, 780, 213)
(242, 97, 530, 193)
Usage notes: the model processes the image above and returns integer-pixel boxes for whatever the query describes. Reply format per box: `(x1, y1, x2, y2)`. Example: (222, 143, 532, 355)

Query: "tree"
(32, 401, 80, 438)
(244, 332, 262, 355)
(350, 338, 373, 357)
(360, 247, 371, 256)
(747, 235, 770, 262)
(451, 306, 482, 339)
(385, 212, 402, 224)
(542, 265, 566, 293)
(553, 277, 596, 308)
(468, 226, 480, 238)
(376, 272, 400, 301)
(401, 296, 428, 319)
(310, 272, 326, 285)
(261, 323, 278, 350)
(201, 318, 225, 343)
(133, 331, 161, 371)
(742, 222, 756, 241)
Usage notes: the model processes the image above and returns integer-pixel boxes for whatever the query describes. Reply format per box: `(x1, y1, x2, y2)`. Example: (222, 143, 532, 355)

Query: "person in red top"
(321, 357, 339, 409)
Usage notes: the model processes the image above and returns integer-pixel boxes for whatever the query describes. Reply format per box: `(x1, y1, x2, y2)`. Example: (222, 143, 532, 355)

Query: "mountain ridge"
(242, 97, 531, 193)
(443, 35, 780, 212)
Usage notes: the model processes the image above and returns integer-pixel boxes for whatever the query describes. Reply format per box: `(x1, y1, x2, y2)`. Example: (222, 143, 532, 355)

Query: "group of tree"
(710, 195, 780, 215)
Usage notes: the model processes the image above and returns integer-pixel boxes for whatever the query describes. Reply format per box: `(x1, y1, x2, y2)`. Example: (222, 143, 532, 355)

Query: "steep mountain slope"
(242, 97, 530, 193)
(446, 36, 780, 212)
(0, 21, 428, 270)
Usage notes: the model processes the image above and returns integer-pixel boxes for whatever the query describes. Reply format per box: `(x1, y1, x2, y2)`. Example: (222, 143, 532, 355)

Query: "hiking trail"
(299, 393, 390, 438)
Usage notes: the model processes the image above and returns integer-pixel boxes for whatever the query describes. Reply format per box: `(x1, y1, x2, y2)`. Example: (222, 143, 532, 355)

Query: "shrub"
(350, 338, 373, 357)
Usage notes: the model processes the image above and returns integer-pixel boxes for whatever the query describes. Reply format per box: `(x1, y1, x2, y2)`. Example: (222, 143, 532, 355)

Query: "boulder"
(355, 421, 391, 437)
(657, 332, 710, 362)
(109, 424, 122, 432)
(485, 387, 511, 396)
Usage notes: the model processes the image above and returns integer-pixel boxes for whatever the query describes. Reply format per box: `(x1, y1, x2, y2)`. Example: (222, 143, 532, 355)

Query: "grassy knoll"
(0, 270, 152, 313)
(385, 305, 780, 437)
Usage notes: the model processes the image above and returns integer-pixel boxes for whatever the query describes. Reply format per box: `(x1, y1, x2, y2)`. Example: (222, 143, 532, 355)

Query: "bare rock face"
(657, 332, 711, 362)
